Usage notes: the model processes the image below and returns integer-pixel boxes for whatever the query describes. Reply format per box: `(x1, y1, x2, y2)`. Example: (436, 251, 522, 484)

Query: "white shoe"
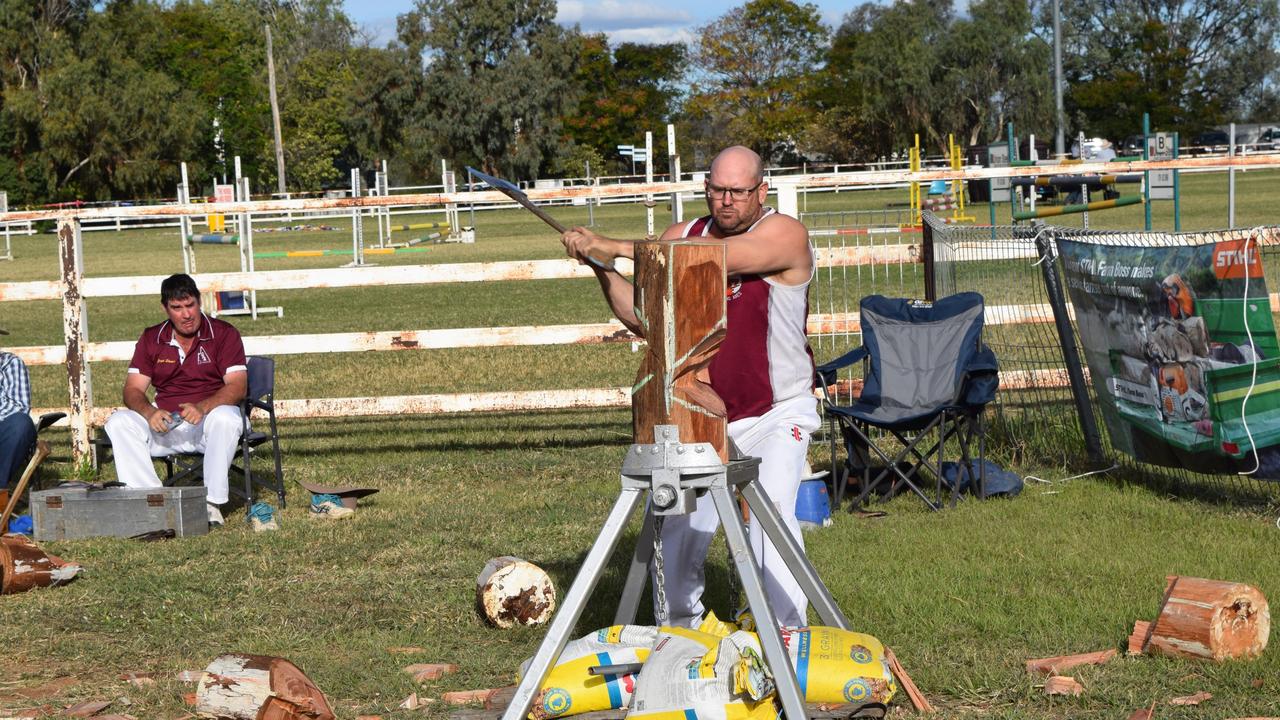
(309, 496, 354, 520)
(207, 503, 225, 527)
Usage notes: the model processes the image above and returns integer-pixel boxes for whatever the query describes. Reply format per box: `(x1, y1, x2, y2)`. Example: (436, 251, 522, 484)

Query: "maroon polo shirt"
(128, 313, 247, 412)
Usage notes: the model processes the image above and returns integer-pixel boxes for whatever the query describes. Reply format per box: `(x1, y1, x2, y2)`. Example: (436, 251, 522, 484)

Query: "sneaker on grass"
(249, 502, 279, 532)
(206, 503, 225, 527)
(309, 493, 354, 519)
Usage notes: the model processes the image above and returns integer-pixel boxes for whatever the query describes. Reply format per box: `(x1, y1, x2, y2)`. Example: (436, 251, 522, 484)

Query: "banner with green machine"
(1058, 232, 1280, 478)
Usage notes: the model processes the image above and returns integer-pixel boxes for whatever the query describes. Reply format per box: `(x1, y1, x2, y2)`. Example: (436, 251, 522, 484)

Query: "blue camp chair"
(816, 293, 998, 510)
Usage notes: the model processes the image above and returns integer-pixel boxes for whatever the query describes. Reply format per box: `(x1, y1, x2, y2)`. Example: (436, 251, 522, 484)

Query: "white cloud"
(558, 0, 693, 32)
(604, 26, 697, 45)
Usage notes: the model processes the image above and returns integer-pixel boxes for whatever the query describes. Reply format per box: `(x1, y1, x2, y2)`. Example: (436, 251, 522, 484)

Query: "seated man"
(0, 326, 37, 494)
(104, 274, 247, 525)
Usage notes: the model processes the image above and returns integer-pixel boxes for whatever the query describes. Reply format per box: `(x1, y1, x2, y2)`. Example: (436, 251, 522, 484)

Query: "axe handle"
(490, 185, 617, 270)
(1, 440, 50, 532)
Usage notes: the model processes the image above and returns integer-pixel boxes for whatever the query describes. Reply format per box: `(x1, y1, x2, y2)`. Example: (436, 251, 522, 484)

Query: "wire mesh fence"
(925, 212, 1280, 504)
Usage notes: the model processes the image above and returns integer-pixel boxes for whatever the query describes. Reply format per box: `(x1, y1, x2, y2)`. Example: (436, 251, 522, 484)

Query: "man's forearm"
(594, 267, 643, 337)
(195, 384, 243, 414)
(123, 387, 157, 419)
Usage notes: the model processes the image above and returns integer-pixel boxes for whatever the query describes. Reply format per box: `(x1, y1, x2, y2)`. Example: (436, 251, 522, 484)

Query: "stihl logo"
(1213, 239, 1262, 279)
(1215, 249, 1255, 267)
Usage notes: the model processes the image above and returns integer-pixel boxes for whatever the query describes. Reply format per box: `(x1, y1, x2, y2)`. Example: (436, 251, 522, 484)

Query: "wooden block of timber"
(1128, 620, 1152, 655)
(1043, 676, 1083, 696)
(632, 241, 728, 461)
(885, 647, 934, 713)
(404, 663, 459, 682)
(0, 534, 80, 595)
(1025, 649, 1116, 675)
(475, 556, 556, 628)
(194, 654, 335, 720)
(443, 688, 504, 706)
(1144, 575, 1270, 661)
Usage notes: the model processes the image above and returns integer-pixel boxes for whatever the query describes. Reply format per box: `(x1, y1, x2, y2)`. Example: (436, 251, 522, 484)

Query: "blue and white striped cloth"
(0, 351, 31, 421)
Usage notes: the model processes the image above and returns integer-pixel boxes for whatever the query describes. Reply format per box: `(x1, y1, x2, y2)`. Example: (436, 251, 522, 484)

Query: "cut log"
(194, 654, 335, 720)
(1043, 676, 1083, 696)
(0, 534, 80, 594)
(1128, 621, 1152, 655)
(1025, 649, 1116, 675)
(475, 556, 556, 628)
(1144, 576, 1270, 661)
(632, 241, 728, 460)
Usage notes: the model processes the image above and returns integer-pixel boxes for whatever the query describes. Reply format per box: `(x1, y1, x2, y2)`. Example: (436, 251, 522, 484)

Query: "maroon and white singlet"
(680, 208, 816, 421)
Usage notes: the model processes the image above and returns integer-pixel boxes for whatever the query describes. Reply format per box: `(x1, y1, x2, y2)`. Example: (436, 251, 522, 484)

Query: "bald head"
(705, 146, 768, 235)
(710, 146, 764, 184)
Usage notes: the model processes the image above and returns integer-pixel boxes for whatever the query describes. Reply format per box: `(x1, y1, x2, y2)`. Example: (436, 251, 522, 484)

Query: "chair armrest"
(815, 346, 869, 387)
(953, 345, 1000, 406)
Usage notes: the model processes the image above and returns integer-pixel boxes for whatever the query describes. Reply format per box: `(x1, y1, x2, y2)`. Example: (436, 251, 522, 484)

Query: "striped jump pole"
(1012, 195, 1144, 221)
(189, 234, 240, 244)
(255, 246, 434, 259)
(389, 222, 451, 232)
(1010, 174, 1143, 188)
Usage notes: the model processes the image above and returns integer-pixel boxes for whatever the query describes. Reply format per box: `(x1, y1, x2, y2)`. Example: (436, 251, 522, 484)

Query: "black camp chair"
(95, 356, 285, 515)
(816, 293, 999, 510)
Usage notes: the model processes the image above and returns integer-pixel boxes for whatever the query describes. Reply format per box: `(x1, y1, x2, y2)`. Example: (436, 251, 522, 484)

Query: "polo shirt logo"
(196, 347, 212, 365)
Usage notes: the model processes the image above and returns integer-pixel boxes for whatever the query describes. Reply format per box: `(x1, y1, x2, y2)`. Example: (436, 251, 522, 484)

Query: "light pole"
(1053, 0, 1065, 158)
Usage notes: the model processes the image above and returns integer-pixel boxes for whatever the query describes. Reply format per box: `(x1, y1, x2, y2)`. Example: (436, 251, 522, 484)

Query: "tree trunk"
(1142, 576, 1270, 661)
(475, 556, 556, 628)
(194, 654, 335, 720)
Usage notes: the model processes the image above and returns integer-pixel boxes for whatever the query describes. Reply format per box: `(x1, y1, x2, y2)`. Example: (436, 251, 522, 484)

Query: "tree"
(563, 34, 686, 174)
(686, 0, 828, 163)
(402, 0, 579, 180)
(1043, 0, 1280, 139)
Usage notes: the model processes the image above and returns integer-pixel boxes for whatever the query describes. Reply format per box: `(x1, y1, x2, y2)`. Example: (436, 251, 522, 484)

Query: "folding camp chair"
(95, 356, 285, 516)
(816, 293, 998, 511)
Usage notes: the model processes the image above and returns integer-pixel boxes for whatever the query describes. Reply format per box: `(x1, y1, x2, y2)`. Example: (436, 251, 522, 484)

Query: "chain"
(652, 513, 668, 627)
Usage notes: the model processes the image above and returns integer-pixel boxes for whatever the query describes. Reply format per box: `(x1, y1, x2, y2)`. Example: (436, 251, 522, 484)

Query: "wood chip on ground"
(1169, 691, 1212, 706)
(1044, 676, 1084, 696)
(1025, 649, 1117, 675)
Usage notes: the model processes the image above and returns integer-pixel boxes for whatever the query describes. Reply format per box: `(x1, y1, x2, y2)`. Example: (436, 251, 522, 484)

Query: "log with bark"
(193, 654, 335, 720)
(0, 533, 80, 594)
(631, 241, 728, 459)
(475, 556, 556, 628)
(1135, 576, 1269, 661)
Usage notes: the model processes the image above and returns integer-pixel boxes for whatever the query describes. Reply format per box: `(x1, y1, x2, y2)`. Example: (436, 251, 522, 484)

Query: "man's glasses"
(705, 181, 762, 202)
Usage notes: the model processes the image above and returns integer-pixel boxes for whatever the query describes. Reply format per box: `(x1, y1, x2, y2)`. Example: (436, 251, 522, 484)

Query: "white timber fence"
(4, 154, 1280, 462)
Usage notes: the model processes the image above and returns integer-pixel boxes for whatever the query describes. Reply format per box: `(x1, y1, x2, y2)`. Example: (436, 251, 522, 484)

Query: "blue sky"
(344, 1, 852, 46)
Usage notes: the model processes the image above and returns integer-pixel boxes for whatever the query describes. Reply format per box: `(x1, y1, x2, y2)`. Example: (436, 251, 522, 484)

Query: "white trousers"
(103, 405, 244, 505)
(652, 395, 821, 628)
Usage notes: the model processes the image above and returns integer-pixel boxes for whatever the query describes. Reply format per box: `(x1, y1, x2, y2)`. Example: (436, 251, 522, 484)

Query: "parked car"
(1190, 130, 1230, 154)
(1120, 134, 1145, 156)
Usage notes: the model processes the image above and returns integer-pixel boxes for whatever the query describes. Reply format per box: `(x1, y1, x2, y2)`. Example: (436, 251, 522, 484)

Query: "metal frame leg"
(738, 481, 849, 630)
(709, 486, 808, 720)
(613, 506, 655, 625)
(501, 487, 646, 720)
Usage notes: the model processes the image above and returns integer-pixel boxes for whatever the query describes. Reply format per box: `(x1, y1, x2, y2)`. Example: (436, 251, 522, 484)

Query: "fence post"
(921, 213, 936, 301)
(1034, 227, 1105, 465)
(58, 217, 94, 463)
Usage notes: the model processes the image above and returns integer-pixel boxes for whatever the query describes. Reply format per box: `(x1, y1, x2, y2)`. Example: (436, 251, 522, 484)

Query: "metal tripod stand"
(501, 425, 850, 720)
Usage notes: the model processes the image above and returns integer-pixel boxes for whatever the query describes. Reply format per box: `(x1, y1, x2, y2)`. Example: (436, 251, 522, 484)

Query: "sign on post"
(1147, 133, 1175, 200)
(988, 144, 1011, 203)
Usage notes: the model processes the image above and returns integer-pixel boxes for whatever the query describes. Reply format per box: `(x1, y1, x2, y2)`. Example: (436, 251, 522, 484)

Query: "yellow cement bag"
(517, 624, 658, 719)
(780, 625, 897, 705)
(628, 626, 776, 720)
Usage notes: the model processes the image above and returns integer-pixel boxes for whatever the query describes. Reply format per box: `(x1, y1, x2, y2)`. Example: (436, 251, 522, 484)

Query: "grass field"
(1, 171, 1278, 719)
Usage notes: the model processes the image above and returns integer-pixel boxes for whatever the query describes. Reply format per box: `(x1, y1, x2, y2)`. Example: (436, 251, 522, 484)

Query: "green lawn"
(1, 172, 1278, 719)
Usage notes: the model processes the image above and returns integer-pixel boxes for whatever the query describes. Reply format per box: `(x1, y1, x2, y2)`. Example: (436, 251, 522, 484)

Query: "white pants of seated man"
(103, 405, 243, 505)
(652, 395, 821, 628)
